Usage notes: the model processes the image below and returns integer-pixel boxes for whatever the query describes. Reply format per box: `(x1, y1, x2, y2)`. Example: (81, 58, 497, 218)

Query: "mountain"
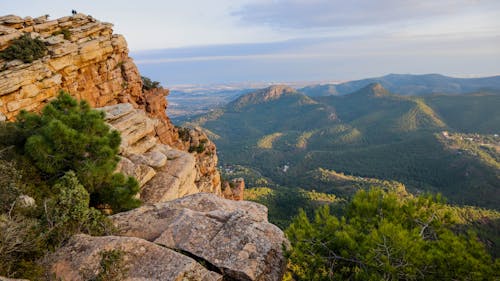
(188, 84, 500, 210)
(300, 73, 500, 96)
(229, 85, 300, 109)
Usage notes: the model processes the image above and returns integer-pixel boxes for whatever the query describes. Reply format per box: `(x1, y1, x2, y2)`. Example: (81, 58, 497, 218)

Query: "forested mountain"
(187, 84, 500, 210)
(300, 73, 500, 96)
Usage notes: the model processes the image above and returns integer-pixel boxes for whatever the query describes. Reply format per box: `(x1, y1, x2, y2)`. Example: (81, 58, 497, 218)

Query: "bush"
(11, 91, 140, 212)
(141, 76, 161, 91)
(52, 28, 71, 40)
(0, 33, 47, 63)
(0, 214, 43, 277)
(43, 171, 114, 247)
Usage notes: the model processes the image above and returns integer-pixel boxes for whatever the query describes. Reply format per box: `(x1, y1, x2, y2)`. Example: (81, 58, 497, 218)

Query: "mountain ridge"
(188, 83, 500, 210)
(300, 73, 500, 96)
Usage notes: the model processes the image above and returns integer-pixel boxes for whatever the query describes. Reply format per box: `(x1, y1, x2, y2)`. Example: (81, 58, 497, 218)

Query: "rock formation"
(46, 193, 288, 281)
(222, 178, 245, 201)
(47, 234, 222, 281)
(1, 14, 287, 281)
(111, 193, 288, 281)
(0, 13, 220, 197)
(100, 103, 201, 202)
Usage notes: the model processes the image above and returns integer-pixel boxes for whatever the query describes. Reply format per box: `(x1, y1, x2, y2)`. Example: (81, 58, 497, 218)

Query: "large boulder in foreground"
(47, 234, 222, 281)
(111, 193, 288, 281)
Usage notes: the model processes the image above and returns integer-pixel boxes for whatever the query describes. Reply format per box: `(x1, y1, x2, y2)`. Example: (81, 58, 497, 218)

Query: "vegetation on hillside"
(286, 188, 500, 280)
(190, 85, 500, 209)
(0, 93, 139, 279)
(245, 186, 340, 229)
(0, 33, 47, 63)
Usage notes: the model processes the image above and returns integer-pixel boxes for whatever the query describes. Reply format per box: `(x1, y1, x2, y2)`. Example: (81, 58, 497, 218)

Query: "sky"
(2, 0, 500, 85)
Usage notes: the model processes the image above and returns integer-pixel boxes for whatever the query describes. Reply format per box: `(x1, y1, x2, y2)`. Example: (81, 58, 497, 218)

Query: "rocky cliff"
(0, 13, 220, 196)
(0, 13, 288, 281)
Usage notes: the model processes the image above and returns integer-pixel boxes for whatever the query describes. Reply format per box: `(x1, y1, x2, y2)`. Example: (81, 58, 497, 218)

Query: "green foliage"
(93, 173, 141, 213)
(1, 114, 118, 279)
(286, 188, 500, 280)
(11, 91, 139, 211)
(141, 76, 161, 91)
(52, 28, 71, 40)
(0, 214, 43, 277)
(43, 171, 114, 247)
(245, 186, 340, 229)
(0, 33, 47, 63)
(190, 86, 500, 209)
(189, 142, 205, 153)
(84, 249, 128, 281)
(176, 126, 191, 142)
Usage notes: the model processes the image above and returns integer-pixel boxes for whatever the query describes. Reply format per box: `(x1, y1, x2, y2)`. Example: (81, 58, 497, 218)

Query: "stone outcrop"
(0, 13, 221, 198)
(112, 193, 288, 281)
(0, 14, 142, 120)
(2, 14, 287, 281)
(101, 103, 219, 202)
(47, 234, 222, 281)
(222, 178, 245, 201)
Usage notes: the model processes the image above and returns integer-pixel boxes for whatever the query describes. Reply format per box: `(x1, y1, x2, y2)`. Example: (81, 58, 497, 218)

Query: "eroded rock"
(112, 193, 288, 281)
(47, 234, 222, 281)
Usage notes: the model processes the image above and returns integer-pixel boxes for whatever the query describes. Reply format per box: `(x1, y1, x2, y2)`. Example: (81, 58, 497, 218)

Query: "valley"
(183, 78, 500, 210)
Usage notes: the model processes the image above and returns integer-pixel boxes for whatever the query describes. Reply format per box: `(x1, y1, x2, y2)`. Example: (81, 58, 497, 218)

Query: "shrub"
(12, 92, 140, 212)
(0, 214, 43, 277)
(189, 143, 205, 153)
(141, 76, 161, 91)
(0, 33, 47, 63)
(176, 126, 191, 142)
(84, 249, 128, 281)
(52, 28, 71, 40)
(43, 171, 114, 247)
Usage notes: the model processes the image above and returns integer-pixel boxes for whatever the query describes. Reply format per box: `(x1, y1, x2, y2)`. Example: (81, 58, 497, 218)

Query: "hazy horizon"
(2, 0, 499, 85)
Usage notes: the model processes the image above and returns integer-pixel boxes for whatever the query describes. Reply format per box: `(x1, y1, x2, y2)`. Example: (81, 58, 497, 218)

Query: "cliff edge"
(0, 13, 287, 281)
(0, 13, 220, 198)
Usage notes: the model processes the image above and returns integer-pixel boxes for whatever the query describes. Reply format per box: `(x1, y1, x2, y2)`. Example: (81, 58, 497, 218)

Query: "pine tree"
(286, 188, 500, 280)
(12, 92, 140, 212)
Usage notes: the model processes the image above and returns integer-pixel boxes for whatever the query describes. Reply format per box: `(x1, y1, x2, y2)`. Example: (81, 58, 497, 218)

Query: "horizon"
(166, 73, 500, 89)
(1, 1, 500, 85)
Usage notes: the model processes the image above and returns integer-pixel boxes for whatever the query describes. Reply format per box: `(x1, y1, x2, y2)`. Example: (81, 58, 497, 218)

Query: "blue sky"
(2, 0, 500, 85)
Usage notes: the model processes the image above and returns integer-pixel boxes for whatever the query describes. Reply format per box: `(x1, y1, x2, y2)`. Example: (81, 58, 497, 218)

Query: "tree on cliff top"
(141, 76, 161, 91)
(8, 91, 140, 212)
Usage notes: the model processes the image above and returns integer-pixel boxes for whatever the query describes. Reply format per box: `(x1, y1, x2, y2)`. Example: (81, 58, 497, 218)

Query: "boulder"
(47, 234, 222, 281)
(112, 193, 288, 281)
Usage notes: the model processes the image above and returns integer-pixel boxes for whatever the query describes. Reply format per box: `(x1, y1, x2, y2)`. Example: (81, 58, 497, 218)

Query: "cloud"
(233, 0, 499, 29)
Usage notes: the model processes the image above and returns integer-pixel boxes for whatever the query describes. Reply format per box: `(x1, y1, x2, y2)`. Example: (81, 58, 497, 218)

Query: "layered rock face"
(0, 14, 142, 119)
(101, 103, 201, 202)
(0, 13, 221, 196)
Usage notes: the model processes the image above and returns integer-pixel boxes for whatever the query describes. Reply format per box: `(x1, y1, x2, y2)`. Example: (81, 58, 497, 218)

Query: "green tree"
(43, 171, 113, 247)
(141, 76, 161, 90)
(286, 188, 500, 280)
(11, 92, 140, 212)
